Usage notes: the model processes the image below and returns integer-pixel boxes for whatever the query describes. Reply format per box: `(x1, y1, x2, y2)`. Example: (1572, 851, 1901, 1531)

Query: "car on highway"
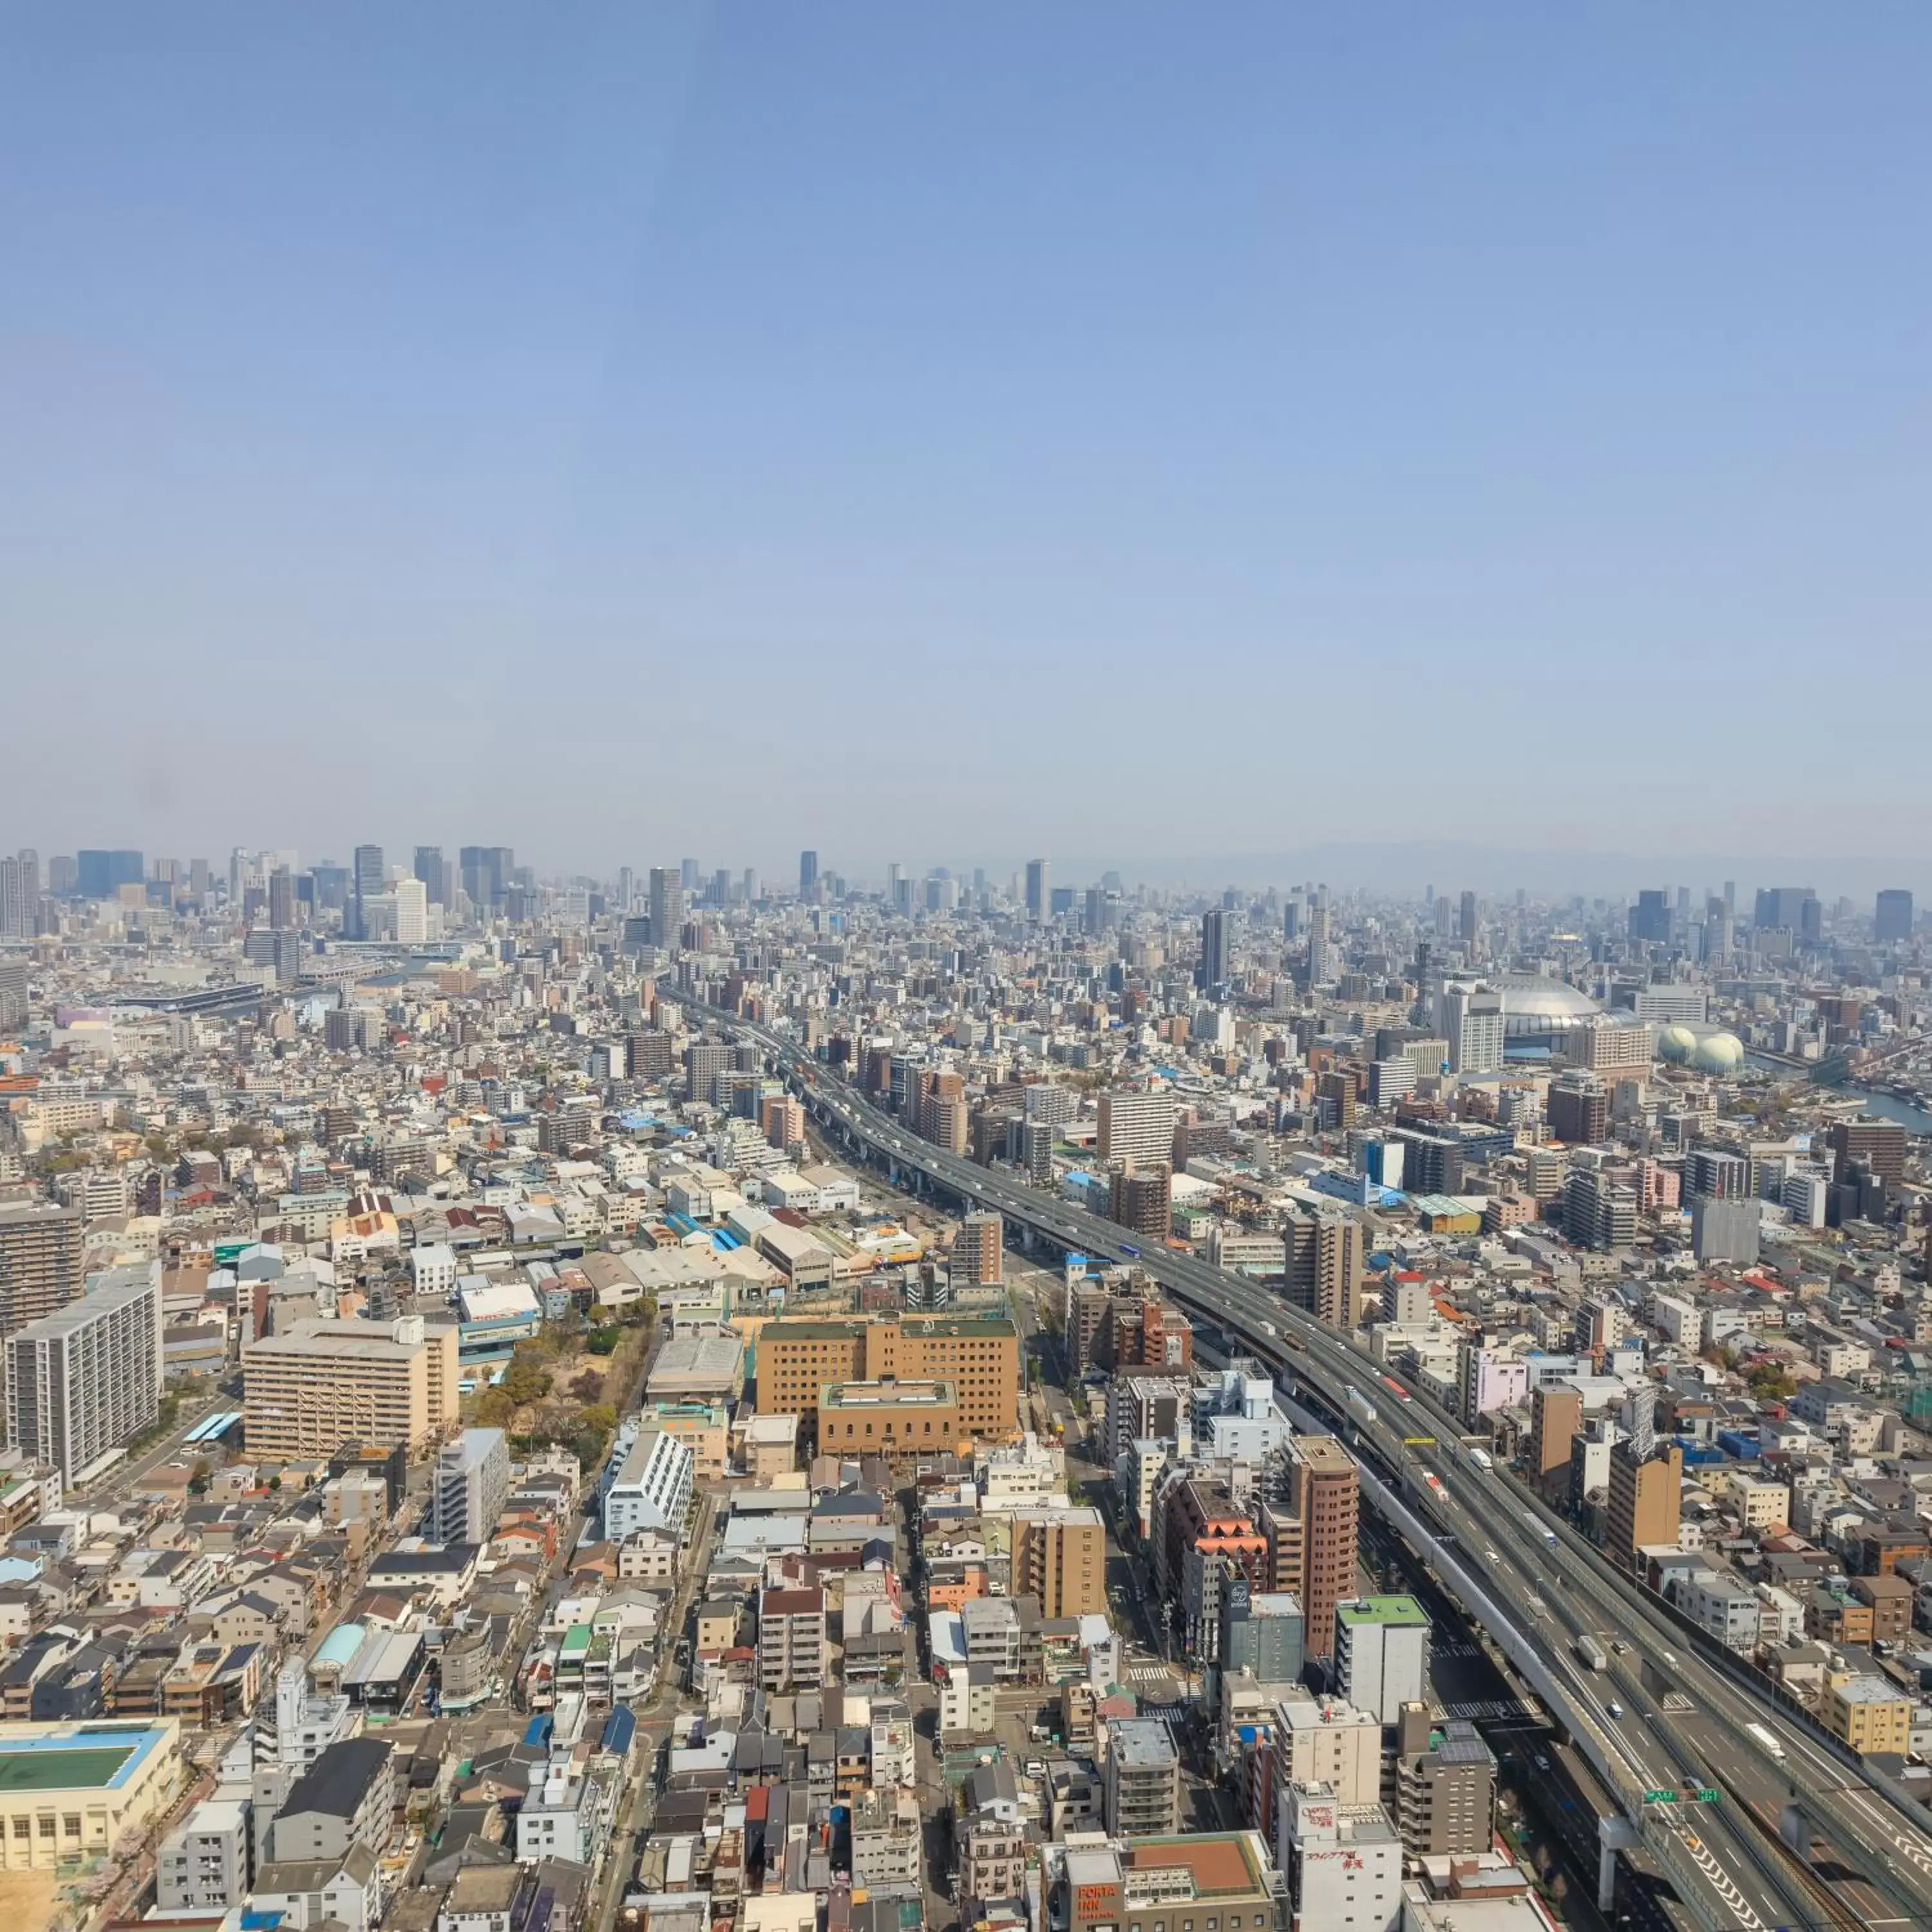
(1485, 1548, 1501, 1564)
(1607, 1700, 1624, 1719)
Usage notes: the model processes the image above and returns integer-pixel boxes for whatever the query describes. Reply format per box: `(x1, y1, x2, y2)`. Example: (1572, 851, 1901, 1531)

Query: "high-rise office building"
(1628, 889, 1671, 945)
(1457, 889, 1477, 946)
(76, 850, 144, 900)
(1439, 982, 1504, 1075)
(649, 867, 687, 951)
(351, 844, 384, 940)
(459, 845, 513, 913)
(0, 1202, 84, 1338)
(1199, 908, 1231, 992)
(5, 1264, 162, 1480)
(412, 846, 446, 905)
(267, 867, 295, 931)
(679, 857, 700, 891)
(428, 1428, 510, 1544)
(799, 850, 819, 900)
(616, 865, 635, 913)
(1752, 885, 1815, 933)
(1876, 889, 1914, 942)
(394, 877, 428, 945)
(1025, 858, 1049, 924)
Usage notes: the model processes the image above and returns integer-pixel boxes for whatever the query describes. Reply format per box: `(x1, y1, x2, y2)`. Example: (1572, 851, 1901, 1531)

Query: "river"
(1747, 1054, 1932, 1137)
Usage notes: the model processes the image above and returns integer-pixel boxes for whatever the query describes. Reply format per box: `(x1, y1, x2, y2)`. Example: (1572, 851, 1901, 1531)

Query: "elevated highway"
(673, 995, 1932, 1930)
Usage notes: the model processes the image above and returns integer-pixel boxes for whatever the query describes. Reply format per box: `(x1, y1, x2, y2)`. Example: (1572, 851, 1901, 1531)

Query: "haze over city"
(6, 6, 1932, 867)
(10, 12, 1932, 1932)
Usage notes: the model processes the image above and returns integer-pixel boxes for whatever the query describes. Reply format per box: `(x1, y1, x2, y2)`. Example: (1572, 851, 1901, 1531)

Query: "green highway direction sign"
(1644, 1789, 1721, 1804)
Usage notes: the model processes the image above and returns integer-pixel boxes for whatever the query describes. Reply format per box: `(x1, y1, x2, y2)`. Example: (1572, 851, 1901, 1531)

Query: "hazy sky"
(3, 6, 1929, 884)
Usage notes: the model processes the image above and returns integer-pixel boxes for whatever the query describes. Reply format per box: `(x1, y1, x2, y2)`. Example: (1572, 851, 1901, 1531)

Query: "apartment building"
(1104, 1718, 1180, 1837)
(428, 1428, 510, 1544)
(1012, 1506, 1106, 1618)
(0, 1202, 84, 1337)
(757, 1586, 827, 1692)
(243, 1314, 460, 1458)
(1097, 1092, 1177, 1168)
(5, 1264, 162, 1480)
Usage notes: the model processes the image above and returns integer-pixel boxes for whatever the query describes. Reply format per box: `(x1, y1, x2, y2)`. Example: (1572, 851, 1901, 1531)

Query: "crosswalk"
(1438, 1696, 1533, 1721)
(1661, 1690, 1695, 1714)
(1127, 1663, 1180, 1684)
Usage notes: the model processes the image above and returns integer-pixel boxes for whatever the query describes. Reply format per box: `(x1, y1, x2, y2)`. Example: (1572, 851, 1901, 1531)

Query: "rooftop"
(1337, 1594, 1430, 1628)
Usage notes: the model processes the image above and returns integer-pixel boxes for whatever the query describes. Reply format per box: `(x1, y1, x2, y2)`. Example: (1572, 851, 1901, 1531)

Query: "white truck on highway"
(1574, 1633, 1607, 1671)
(1743, 1720, 1786, 1764)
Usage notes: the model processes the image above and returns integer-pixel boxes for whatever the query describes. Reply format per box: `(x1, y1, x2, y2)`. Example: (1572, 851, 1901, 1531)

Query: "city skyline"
(10, 833, 1932, 906)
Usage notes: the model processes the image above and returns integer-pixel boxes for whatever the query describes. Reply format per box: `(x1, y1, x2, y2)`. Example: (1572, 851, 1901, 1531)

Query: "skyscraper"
(680, 857, 700, 891)
(1025, 858, 1049, 924)
(459, 846, 513, 914)
(616, 865, 635, 913)
(394, 877, 428, 944)
(1628, 889, 1671, 945)
(1198, 907, 1231, 992)
(412, 846, 446, 905)
(0, 853, 34, 939)
(799, 850, 819, 900)
(649, 867, 687, 951)
(1457, 889, 1477, 946)
(351, 844, 384, 940)
(268, 867, 295, 932)
(1876, 889, 1914, 942)
(76, 850, 144, 900)
(1307, 884, 1334, 983)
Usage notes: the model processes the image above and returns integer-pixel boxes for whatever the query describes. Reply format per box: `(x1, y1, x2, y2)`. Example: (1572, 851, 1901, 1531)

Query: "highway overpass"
(670, 993, 1932, 1932)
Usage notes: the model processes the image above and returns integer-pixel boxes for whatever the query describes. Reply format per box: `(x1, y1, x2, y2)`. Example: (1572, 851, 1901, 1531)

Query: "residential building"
(428, 1429, 510, 1545)
(603, 1424, 695, 1540)
(1604, 1441, 1682, 1574)
(0, 1203, 84, 1338)
(157, 1795, 253, 1912)
(242, 1314, 459, 1458)
(1334, 1596, 1430, 1725)
(1394, 1709, 1495, 1857)
(265, 1737, 393, 1864)
(1098, 1092, 1177, 1168)
(1012, 1506, 1106, 1618)
(5, 1264, 162, 1480)
(758, 1587, 827, 1692)
(1104, 1717, 1180, 1837)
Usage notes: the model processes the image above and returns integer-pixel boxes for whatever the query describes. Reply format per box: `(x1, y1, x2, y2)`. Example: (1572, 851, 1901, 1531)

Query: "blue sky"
(3, 6, 1928, 885)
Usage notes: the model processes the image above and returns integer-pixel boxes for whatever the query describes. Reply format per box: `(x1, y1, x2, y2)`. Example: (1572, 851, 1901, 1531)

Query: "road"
(589, 1482, 719, 1932)
(670, 992, 1932, 1932)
